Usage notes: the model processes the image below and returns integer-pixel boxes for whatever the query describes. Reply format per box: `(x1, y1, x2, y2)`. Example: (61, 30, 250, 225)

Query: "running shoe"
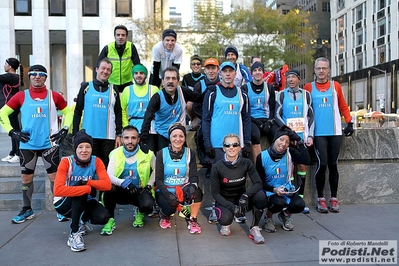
(57, 213, 69, 222)
(187, 217, 201, 234)
(159, 216, 172, 229)
(133, 211, 144, 228)
(100, 218, 116, 235)
(219, 225, 231, 236)
(263, 217, 276, 233)
(11, 207, 35, 224)
(302, 205, 310, 214)
(278, 211, 294, 231)
(78, 221, 93, 236)
(328, 197, 340, 213)
(234, 216, 247, 223)
(8, 155, 20, 163)
(1, 155, 13, 162)
(249, 226, 265, 244)
(148, 206, 159, 218)
(317, 197, 329, 213)
(67, 232, 86, 252)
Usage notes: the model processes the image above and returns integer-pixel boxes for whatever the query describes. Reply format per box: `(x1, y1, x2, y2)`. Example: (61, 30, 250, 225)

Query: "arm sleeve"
(188, 149, 199, 184)
(106, 154, 123, 186)
(131, 43, 141, 65)
(72, 83, 88, 135)
(0, 105, 16, 133)
(243, 159, 262, 197)
(210, 163, 236, 213)
(140, 93, 160, 143)
(274, 91, 285, 127)
(120, 88, 129, 127)
(113, 89, 122, 135)
(54, 158, 92, 197)
(305, 91, 315, 138)
(150, 61, 162, 86)
(241, 91, 252, 144)
(202, 89, 215, 148)
(86, 157, 112, 191)
(155, 150, 166, 191)
(268, 84, 276, 119)
(241, 65, 252, 83)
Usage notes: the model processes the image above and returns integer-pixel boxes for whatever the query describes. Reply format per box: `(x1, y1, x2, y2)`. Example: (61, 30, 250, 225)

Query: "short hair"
(96, 58, 112, 69)
(250, 56, 261, 64)
(122, 125, 139, 135)
(162, 66, 180, 81)
(314, 57, 330, 68)
(223, 133, 240, 145)
(114, 25, 128, 36)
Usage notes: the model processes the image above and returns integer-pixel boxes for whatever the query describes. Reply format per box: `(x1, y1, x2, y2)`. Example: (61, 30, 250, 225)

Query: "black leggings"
(92, 139, 115, 168)
(9, 110, 20, 156)
(267, 193, 305, 214)
(103, 185, 155, 217)
(314, 136, 342, 198)
(156, 185, 203, 216)
(215, 190, 267, 226)
(54, 196, 109, 233)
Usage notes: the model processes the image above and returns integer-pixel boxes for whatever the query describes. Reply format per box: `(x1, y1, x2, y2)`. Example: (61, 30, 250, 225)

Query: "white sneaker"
(1, 155, 13, 162)
(8, 155, 20, 163)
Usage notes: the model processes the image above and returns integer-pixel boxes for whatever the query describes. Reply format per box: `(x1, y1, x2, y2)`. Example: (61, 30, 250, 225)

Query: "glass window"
(322, 2, 330, 12)
(338, 16, 344, 32)
(379, 0, 386, 9)
(356, 30, 363, 45)
(14, 0, 31, 15)
(83, 0, 99, 16)
(116, 0, 131, 17)
(356, 5, 362, 21)
(49, 0, 65, 16)
(378, 18, 386, 37)
(378, 46, 385, 63)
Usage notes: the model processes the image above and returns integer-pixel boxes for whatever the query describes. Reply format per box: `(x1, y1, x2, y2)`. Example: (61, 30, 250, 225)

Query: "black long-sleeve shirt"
(73, 78, 122, 136)
(193, 77, 220, 118)
(0, 73, 19, 107)
(256, 143, 311, 192)
(140, 86, 203, 142)
(211, 156, 262, 214)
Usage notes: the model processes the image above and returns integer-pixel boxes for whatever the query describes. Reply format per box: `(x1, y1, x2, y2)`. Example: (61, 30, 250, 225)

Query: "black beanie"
(190, 54, 203, 64)
(286, 69, 301, 80)
(273, 125, 293, 142)
(225, 45, 238, 58)
(28, 65, 47, 75)
(73, 129, 93, 151)
(162, 29, 177, 39)
(6, 58, 20, 70)
(251, 61, 264, 73)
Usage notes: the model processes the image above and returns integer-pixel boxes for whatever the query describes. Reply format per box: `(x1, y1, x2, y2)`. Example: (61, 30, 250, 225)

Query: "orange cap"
(204, 58, 219, 67)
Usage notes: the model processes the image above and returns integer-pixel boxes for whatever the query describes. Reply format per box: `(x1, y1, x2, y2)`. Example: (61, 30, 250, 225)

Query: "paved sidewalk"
(0, 204, 398, 266)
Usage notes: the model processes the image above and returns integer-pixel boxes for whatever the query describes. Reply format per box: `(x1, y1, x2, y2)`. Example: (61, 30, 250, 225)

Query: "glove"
(50, 126, 68, 144)
(234, 205, 245, 218)
(238, 194, 249, 215)
(140, 143, 150, 154)
(9, 129, 30, 143)
(205, 146, 215, 159)
(260, 119, 274, 134)
(140, 185, 152, 194)
(289, 130, 301, 142)
(166, 191, 180, 208)
(186, 184, 197, 202)
(74, 179, 87, 186)
(344, 122, 354, 136)
(241, 143, 251, 158)
(121, 179, 138, 194)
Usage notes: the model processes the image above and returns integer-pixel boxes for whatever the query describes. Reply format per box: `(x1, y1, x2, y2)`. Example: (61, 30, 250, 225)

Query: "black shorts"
(20, 146, 60, 175)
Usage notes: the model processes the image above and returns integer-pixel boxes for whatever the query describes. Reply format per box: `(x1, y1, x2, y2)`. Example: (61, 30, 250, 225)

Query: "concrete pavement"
(0, 203, 398, 266)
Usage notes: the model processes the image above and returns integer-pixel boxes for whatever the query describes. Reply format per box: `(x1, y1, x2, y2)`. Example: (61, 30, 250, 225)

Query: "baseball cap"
(220, 61, 236, 71)
(204, 58, 219, 67)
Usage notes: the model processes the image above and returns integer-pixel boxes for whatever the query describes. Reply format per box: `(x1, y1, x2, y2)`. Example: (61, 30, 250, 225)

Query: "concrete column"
(99, 0, 115, 49)
(0, 0, 16, 62)
(31, 0, 51, 86)
(66, 0, 84, 104)
(51, 44, 66, 94)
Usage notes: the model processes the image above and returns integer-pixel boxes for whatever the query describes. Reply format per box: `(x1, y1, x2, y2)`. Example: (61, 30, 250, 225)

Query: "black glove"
(140, 185, 152, 194)
(241, 143, 251, 158)
(238, 194, 249, 215)
(166, 191, 180, 208)
(140, 143, 150, 154)
(186, 184, 197, 202)
(260, 119, 274, 134)
(121, 179, 138, 194)
(205, 146, 215, 159)
(234, 205, 245, 218)
(289, 130, 301, 142)
(74, 179, 87, 186)
(9, 129, 30, 143)
(344, 122, 354, 137)
(50, 126, 68, 144)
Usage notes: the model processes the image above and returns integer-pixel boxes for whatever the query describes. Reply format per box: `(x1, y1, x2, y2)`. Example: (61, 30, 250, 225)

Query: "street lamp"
(370, 66, 388, 113)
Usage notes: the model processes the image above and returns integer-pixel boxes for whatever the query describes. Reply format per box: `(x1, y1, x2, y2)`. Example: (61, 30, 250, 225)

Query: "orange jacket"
(54, 156, 111, 198)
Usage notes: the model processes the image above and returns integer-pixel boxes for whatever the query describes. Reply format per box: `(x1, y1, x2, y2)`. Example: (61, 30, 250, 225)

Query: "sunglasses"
(223, 142, 240, 148)
(28, 71, 47, 77)
(191, 62, 201, 66)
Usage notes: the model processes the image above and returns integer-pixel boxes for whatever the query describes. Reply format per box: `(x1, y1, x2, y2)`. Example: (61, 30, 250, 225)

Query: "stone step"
(0, 177, 45, 194)
(0, 193, 46, 211)
(0, 163, 46, 178)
